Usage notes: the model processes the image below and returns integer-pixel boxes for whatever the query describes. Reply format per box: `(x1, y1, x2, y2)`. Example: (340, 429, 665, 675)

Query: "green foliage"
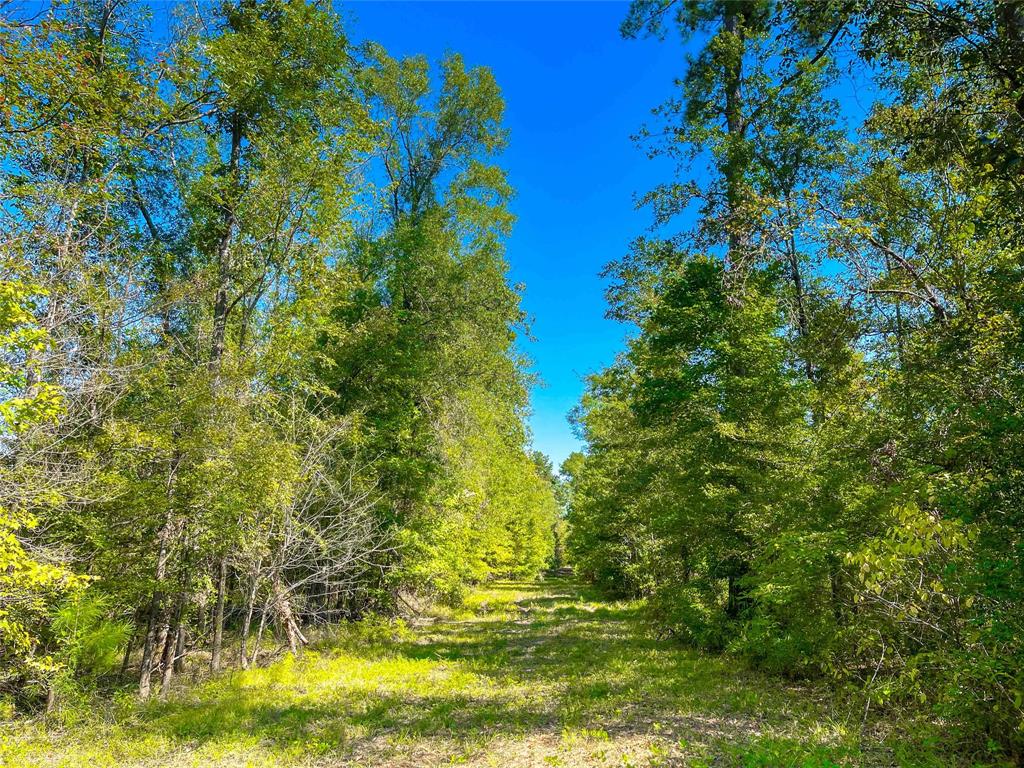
(46, 593, 131, 715)
(6, 0, 1021, 761)
(0, 275, 84, 701)
(51, 594, 131, 681)
(317, 44, 556, 602)
(568, 0, 1024, 757)
(0, 0, 553, 712)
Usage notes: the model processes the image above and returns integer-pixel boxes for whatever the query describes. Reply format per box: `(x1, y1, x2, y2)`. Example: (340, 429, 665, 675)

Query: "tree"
(317, 45, 554, 603)
(568, 0, 1024, 753)
(2, 0, 551, 711)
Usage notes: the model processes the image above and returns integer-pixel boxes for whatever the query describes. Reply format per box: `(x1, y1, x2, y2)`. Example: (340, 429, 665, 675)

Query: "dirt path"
(350, 580, 848, 767)
(4, 580, 937, 767)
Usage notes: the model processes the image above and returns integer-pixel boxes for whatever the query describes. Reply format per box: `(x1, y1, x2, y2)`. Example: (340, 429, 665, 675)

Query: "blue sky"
(342, 1, 684, 468)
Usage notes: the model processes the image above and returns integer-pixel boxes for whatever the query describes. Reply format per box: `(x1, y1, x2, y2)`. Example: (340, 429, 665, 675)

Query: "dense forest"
(4, 0, 1024, 765)
(1, 0, 558, 709)
(564, 0, 1024, 756)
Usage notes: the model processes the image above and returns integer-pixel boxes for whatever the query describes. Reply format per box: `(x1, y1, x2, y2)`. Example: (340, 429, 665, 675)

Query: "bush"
(647, 582, 731, 651)
(48, 593, 131, 708)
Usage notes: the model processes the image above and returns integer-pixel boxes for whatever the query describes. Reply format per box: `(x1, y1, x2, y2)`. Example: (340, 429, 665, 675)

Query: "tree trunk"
(829, 557, 844, 622)
(159, 603, 181, 698)
(787, 224, 814, 378)
(139, 507, 176, 698)
(120, 625, 136, 680)
(209, 112, 243, 378)
(211, 556, 228, 672)
(174, 619, 186, 674)
(240, 569, 259, 669)
(252, 601, 270, 667)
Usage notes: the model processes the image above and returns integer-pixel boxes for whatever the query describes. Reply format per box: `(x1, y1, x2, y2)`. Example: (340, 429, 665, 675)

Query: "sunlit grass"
(1, 579, 983, 767)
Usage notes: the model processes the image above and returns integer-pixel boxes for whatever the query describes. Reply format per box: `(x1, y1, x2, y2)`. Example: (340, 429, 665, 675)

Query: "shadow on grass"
(84, 578, 861, 766)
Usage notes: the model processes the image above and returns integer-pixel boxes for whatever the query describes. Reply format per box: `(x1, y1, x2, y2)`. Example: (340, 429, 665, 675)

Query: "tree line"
(564, 0, 1024, 756)
(0, 0, 559, 709)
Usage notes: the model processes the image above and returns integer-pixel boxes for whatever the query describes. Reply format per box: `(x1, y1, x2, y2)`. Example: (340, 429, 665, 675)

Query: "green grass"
(0, 580, 985, 767)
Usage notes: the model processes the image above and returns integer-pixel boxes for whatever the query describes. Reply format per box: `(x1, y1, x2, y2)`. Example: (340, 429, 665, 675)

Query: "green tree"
(318, 46, 553, 602)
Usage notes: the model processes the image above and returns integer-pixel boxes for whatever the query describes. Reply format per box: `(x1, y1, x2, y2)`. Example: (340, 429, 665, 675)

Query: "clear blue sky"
(343, 1, 683, 468)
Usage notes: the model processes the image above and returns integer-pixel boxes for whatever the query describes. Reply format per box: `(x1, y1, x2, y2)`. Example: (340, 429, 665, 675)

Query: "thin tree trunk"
(197, 595, 207, 641)
(829, 557, 844, 622)
(786, 223, 813, 378)
(120, 626, 136, 679)
(174, 620, 186, 674)
(209, 112, 242, 378)
(139, 506, 176, 698)
(211, 556, 228, 672)
(138, 607, 157, 698)
(252, 601, 270, 667)
(158, 608, 177, 699)
(205, 111, 242, 676)
(240, 568, 260, 669)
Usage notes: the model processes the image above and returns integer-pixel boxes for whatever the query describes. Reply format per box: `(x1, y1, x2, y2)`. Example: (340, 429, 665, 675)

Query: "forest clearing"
(3, 0, 1024, 765)
(1, 579, 966, 768)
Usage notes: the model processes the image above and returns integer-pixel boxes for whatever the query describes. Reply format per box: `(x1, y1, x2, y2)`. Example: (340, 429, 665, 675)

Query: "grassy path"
(3, 580, 949, 767)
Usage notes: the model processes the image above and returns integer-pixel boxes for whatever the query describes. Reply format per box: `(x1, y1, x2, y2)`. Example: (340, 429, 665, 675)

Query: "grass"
(0, 579, 986, 767)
